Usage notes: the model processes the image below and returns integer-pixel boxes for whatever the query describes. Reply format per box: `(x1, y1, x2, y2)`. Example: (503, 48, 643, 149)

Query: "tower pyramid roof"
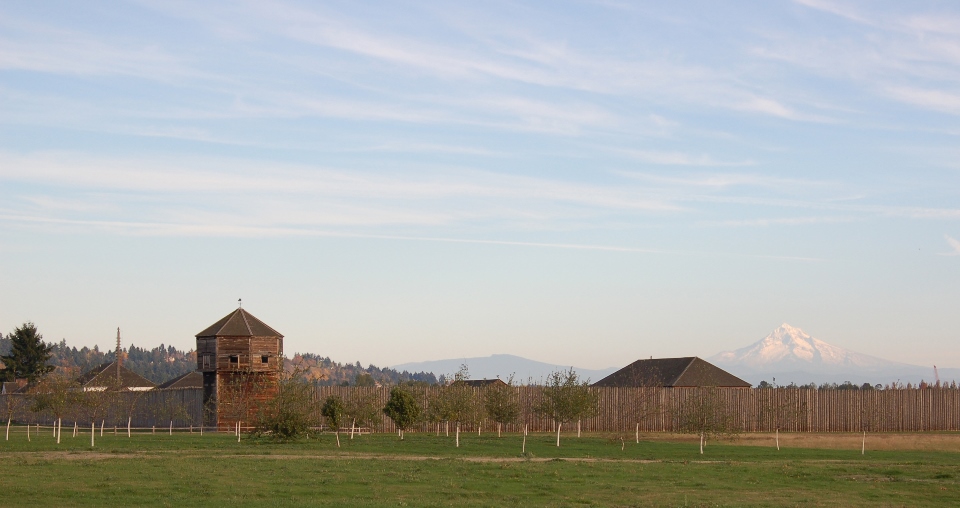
(195, 308, 283, 338)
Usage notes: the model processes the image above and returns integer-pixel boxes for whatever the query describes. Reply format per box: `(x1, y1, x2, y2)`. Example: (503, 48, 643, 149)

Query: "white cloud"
(885, 87, 960, 115)
(942, 235, 960, 256)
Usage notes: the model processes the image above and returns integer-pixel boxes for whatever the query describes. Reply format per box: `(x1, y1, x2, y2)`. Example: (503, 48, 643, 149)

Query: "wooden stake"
(861, 431, 865, 455)
(73, 421, 78, 438)
(5, 418, 9, 441)
(456, 422, 460, 448)
(556, 422, 562, 447)
(100, 420, 104, 437)
(169, 421, 173, 436)
(577, 419, 581, 438)
(27, 423, 30, 442)
(57, 418, 61, 444)
(776, 428, 779, 451)
(335, 431, 340, 448)
(127, 417, 131, 438)
(91, 422, 95, 448)
(636, 423, 639, 444)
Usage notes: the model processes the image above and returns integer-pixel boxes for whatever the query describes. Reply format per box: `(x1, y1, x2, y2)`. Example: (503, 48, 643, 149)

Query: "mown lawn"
(2, 428, 959, 506)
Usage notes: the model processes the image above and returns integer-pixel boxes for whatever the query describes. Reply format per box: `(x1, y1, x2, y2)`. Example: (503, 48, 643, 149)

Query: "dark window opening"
(229, 355, 239, 364)
(261, 355, 269, 364)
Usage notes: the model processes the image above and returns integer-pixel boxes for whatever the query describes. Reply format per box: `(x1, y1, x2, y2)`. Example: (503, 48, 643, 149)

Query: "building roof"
(157, 370, 203, 390)
(592, 357, 751, 388)
(75, 361, 157, 390)
(196, 308, 283, 338)
(452, 378, 508, 388)
(1, 380, 27, 395)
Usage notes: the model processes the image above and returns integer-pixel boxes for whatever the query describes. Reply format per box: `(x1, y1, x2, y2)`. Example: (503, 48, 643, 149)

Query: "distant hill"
(390, 354, 618, 384)
(287, 353, 436, 386)
(709, 323, 959, 386)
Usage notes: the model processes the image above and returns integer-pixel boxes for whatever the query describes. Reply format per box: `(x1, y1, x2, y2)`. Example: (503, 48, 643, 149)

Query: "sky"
(1, 0, 959, 371)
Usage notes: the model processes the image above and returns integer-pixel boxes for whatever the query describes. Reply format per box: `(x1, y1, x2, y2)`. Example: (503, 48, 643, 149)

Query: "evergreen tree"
(1, 322, 55, 382)
(383, 386, 421, 440)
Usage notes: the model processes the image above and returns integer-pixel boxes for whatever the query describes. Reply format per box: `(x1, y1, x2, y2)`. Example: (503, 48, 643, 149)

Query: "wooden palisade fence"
(3, 386, 960, 433)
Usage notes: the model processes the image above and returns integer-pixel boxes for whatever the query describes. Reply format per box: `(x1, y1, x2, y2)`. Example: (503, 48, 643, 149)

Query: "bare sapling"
(57, 418, 61, 444)
(522, 424, 527, 454)
(5, 418, 10, 441)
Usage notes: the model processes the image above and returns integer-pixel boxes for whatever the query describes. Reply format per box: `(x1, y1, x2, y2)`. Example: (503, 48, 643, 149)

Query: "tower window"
(229, 355, 239, 364)
(261, 355, 269, 364)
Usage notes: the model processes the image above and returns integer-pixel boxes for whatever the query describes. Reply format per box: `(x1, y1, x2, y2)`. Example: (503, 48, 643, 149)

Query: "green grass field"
(2, 427, 959, 507)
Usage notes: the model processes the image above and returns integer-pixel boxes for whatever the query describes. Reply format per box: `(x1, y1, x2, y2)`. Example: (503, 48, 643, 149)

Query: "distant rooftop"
(592, 357, 750, 388)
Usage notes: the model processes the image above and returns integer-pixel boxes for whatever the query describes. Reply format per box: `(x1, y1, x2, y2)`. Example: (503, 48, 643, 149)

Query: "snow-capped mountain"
(712, 323, 894, 371)
(709, 324, 947, 386)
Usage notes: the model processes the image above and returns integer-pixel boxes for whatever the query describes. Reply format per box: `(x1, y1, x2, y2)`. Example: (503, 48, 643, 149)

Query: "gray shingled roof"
(592, 357, 751, 388)
(196, 308, 283, 338)
(157, 370, 203, 389)
(452, 379, 508, 388)
(75, 361, 157, 390)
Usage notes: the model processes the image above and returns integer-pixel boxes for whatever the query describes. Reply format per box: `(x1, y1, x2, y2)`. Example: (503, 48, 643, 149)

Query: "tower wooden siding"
(195, 308, 283, 430)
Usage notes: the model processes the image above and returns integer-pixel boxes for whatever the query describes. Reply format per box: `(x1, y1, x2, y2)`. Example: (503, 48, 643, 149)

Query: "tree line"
(1, 323, 437, 386)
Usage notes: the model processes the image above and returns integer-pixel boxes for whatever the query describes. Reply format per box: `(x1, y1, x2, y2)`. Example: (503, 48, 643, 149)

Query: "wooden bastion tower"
(196, 308, 283, 430)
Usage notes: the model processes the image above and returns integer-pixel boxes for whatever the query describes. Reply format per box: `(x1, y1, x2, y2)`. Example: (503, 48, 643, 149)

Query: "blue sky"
(1, 0, 958, 371)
